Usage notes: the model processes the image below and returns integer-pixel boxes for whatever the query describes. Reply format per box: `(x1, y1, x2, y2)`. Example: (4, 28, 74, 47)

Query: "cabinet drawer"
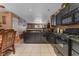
(72, 41, 79, 52)
(72, 50, 79, 56)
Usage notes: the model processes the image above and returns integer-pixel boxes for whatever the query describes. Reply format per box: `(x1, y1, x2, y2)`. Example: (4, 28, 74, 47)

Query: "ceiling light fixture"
(28, 8, 32, 12)
(48, 9, 50, 11)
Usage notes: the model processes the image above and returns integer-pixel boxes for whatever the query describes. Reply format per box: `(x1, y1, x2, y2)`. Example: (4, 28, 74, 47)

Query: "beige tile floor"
(9, 44, 57, 56)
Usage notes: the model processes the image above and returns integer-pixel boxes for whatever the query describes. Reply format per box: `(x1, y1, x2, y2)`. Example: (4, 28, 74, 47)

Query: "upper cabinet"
(0, 12, 20, 30)
(62, 16, 72, 25)
(2, 16, 6, 24)
(61, 4, 79, 25)
(0, 15, 6, 25)
(58, 3, 79, 25)
(55, 4, 69, 25)
(69, 3, 79, 11)
(75, 12, 79, 22)
(50, 3, 79, 26)
(0, 13, 10, 29)
(0, 14, 2, 27)
(51, 15, 56, 26)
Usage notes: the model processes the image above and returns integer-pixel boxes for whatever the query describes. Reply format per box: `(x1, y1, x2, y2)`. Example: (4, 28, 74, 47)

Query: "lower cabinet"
(72, 50, 79, 56)
(72, 41, 79, 56)
(54, 42, 69, 56)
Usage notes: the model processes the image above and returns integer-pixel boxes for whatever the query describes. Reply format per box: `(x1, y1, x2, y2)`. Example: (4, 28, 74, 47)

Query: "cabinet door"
(0, 14, 2, 27)
(0, 15, 6, 24)
(62, 17, 72, 24)
(2, 16, 6, 24)
(75, 13, 79, 22)
(0, 14, 7, 29)
(51, 17, 56, 25)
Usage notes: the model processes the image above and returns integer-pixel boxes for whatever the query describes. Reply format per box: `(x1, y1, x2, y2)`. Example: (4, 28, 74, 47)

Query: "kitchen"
(0, 3, 79, 56)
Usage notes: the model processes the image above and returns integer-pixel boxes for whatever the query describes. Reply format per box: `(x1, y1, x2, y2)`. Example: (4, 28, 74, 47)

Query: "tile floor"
(9, 44, 57, 56)
(9, 32, 59, 56)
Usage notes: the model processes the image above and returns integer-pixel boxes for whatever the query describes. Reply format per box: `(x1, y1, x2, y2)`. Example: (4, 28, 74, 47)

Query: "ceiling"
(1, 3, 62, 23)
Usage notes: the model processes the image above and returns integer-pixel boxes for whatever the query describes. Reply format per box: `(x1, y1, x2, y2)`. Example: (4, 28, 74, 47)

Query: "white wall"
(12, 17, 27, 35)
(12, 17, 19, 31)
(18, 23, 27, 34)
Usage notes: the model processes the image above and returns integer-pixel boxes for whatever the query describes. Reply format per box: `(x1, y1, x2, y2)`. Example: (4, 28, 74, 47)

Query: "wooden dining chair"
(0, 29, 16, 56)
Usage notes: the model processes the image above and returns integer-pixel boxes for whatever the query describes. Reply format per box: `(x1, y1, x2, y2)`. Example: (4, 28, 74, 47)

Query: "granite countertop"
(63, 35, 79, 43)
(70, 37, 79, 43)
(53, 33, 79, 43)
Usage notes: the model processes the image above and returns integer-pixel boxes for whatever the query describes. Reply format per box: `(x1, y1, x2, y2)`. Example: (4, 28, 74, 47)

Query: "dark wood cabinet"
(51, 15, 57, 26)
(74, 12, 79, 22)
(61, 7, 79, 25)
(61, 16, 73, 25)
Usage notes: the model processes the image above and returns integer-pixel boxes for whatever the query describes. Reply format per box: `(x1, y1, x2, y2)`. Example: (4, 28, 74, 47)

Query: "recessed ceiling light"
(29, 8, 32, 12)
(48, 9, 50, 11)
